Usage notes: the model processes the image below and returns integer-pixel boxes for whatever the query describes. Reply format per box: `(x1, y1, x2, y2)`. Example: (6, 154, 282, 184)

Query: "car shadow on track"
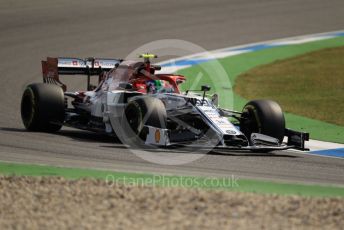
(208, 151, 299, 158)
(0, 127, 26, 133)
(57, 129, 122, 144)
(101, 144, 299, 158)
(1, 127, 299, 158)
(0, 126, 124, 145)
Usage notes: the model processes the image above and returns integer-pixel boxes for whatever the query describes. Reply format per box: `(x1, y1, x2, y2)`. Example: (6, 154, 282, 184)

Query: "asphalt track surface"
(1, 0, 344, 185)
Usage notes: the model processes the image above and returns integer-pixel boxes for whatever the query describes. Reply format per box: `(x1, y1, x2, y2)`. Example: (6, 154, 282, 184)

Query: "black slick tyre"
(21, 83, 65, 132)
(122, 97, 166, 143)
(240, 100, 285, 144)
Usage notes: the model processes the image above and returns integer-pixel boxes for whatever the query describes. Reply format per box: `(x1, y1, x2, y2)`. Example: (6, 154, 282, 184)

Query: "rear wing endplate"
(42, 57, 122, 91)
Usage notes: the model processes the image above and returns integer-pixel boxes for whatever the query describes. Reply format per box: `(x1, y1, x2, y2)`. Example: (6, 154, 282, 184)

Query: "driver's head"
(146, 80, 162, 94)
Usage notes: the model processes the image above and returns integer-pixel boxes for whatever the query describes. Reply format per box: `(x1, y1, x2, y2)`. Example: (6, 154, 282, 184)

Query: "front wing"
(144, 126, 309, 152)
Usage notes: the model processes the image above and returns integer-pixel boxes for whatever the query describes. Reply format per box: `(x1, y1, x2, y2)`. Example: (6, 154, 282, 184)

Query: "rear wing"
(42, 57, 122, 91)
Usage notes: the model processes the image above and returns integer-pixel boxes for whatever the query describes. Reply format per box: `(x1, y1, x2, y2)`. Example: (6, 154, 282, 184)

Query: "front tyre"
(122, 97, 167, 144)
(21, 83, 65, 132)
(240, 100, 285, 144)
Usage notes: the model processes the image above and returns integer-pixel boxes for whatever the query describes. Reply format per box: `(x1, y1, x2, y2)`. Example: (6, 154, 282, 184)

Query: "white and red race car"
(21, 54, 309, 152)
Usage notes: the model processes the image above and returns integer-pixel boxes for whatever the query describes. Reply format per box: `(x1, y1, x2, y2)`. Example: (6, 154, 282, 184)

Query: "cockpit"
(102, 60, 185, 94)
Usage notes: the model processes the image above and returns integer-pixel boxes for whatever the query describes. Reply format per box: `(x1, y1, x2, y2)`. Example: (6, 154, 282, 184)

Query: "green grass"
(178, 36, 344, 143)
(1, 161, 344, 197)
(235, 47, 344, 127)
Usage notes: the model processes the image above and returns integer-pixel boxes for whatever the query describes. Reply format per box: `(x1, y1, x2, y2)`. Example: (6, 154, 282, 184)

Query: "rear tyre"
(240, 100, 285, 144)
(21, 83, 65, 132)
(122, 97, 166, 143)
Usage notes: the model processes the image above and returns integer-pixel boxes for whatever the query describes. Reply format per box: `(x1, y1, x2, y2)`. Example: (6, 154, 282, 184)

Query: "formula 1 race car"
(20, 54, 309, 152)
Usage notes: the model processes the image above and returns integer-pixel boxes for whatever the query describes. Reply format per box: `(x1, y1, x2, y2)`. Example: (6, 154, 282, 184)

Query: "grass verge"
(1, 161, 344, 197)
(235, 46, 344, 126)
(178, 36, 344, 143)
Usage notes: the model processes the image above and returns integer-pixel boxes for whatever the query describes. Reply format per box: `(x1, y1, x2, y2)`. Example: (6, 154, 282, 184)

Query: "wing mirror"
(201, 85, 211, 92)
